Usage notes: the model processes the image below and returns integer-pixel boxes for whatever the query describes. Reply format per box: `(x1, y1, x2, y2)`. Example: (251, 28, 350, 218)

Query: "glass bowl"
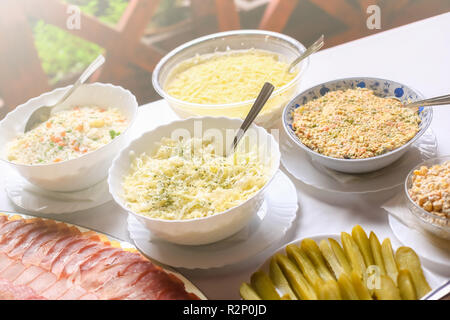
(152, 30, 309, 128)
(405, 155, 450, 240)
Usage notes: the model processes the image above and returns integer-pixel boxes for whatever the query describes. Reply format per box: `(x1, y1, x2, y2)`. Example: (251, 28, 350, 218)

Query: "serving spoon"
(24, 54, 105, 132)
(229, 82, 275, 155)
(288, 34, 324, 73)
(390, 93, 450, 109)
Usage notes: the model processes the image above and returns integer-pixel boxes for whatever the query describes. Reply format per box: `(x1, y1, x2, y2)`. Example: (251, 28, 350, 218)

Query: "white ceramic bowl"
(152, 30, 309, 128)
(108, 117, 281, 245)
(0, 83, 138, 192)
(282, 77, 433, 173)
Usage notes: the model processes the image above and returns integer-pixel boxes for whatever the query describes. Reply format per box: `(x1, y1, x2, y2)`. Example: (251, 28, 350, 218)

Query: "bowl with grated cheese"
(152, 30, 309, 128)
(108, 117, 280, 245)
(0, 83, 138, 192)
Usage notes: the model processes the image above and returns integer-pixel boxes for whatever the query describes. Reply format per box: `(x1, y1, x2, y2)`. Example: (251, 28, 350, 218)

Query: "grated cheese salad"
(165, 49, 297, 105)
(122, 137, 270, 220)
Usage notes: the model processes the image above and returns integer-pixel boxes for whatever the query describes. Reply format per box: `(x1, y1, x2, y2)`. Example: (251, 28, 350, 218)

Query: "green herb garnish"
(109, 130, 120, 139)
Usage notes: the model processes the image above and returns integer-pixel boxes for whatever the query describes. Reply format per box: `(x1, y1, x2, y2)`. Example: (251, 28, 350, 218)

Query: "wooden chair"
(207, 0, 450, 47)
(1, 0, 448, 113)
(0, 0, 163, 112)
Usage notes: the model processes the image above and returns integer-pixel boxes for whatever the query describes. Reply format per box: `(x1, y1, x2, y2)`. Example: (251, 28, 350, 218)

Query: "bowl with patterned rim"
(282, 77, 433, 173)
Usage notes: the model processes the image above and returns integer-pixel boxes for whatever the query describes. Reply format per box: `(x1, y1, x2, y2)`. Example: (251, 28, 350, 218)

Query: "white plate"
(279, 127, 437, 193)
(389, 215, 450, 277)
(5, 172, 112, 214)
(128, 170, 298, 269)
(256, 233, 443, 298)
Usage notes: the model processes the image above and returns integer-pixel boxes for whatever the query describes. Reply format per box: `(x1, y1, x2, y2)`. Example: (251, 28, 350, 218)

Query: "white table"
(1, 13, 449, 299)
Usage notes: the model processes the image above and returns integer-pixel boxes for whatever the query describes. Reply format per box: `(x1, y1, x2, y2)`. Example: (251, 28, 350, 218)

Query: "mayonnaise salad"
(7, 106, 128, 165)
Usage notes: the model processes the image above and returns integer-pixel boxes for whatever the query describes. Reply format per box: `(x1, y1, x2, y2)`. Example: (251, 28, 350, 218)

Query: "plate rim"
(4, 175, 112, 215)
(279, 127, 437, 194)
(388, 214, 450, 274)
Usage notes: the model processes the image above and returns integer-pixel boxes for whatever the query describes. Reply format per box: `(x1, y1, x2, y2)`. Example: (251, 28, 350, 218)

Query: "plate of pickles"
(240, 225, 439, 300)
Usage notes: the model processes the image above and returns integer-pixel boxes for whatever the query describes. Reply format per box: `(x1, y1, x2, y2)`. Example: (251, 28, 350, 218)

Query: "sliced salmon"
(39, 236, 83, 270)
(0, 262, 26, 282)
(58, 285, 88, 300)
(21, 224, 73, 265)
(0, 253, 14, 273)
(0, 216, 198, 300)
(94, 272, 145, 300)
(27, 271, 57, 294)
(0, 221, 45, 251)
(8, 220, 58, 256)
(40, 278, 70, 300)
(0, 220, 26, 239)
(79, 292, 99, 300)
(0, 279, 45, 300)
(61, 243, 105, 278)
(51, 238, 95, 277)
(13, 265, 45, 286)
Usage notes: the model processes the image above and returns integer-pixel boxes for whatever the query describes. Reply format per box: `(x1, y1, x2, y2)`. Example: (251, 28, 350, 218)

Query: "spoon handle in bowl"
(288, 34, 324, 73)
(231, 82, 275, 152)
(54, 55, 106, 108)
(406, 93, 450, 108)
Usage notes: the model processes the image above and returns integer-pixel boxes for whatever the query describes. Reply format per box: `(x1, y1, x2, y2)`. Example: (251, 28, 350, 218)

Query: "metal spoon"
(390, 93, 450, 109)
(24, 54, 105, 132)
(288, 34, 324, 73)
(229, 82, 275, 155)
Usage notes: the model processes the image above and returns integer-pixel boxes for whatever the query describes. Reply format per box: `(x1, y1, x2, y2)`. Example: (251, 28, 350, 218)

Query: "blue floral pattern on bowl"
(283, 77, 433, 153)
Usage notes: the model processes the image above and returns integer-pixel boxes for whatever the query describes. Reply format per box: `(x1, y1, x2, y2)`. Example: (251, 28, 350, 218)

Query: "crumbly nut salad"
(7, 106, 128, 165)
(408, 161, 450, 220)
(292, 88, 421, 159)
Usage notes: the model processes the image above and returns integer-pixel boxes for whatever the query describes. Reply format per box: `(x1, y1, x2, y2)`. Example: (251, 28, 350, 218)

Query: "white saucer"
(5, 172, 112, 214)
(389, 215, 450, 277)
(279, 127, 437, 193)
(128, 170, 298, 269)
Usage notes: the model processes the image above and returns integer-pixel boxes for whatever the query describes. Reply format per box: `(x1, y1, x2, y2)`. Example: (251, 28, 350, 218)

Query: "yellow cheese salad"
(7, 106, 127, 165)
(165, 49, 297, 105)
(122, 137, 270, 220)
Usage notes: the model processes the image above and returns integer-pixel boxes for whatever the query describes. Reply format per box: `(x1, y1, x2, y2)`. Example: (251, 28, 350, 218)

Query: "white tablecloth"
(1, 13, 449, 299)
